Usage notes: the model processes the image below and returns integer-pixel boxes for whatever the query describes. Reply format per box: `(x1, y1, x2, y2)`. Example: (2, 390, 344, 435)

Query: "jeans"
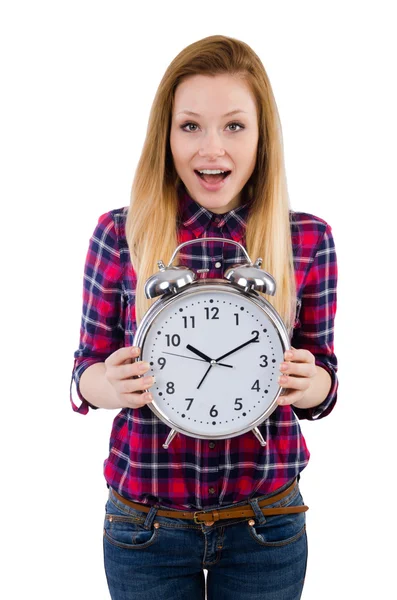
(103, 479, 308, 600)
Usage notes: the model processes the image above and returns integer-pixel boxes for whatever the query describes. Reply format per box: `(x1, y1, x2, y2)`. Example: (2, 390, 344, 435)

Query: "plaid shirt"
(71, 188, 338, 510)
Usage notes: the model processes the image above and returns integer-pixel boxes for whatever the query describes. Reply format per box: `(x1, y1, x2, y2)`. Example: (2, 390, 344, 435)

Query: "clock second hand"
(162, 351, 233, 368)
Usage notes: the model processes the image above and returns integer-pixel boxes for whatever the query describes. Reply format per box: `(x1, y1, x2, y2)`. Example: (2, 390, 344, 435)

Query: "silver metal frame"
(167, 237, 252, 267)
(133, 281, 290, 443)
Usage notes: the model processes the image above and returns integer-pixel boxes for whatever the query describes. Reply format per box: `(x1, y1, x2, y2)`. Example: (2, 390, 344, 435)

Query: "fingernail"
(142, 376, 154, 386)
(285, 351, 293, 359)
(146, 393, 153, 402)
(139, 362, 150, 372)
(131, 346, 140, 355)
(280, 362, 288, 371)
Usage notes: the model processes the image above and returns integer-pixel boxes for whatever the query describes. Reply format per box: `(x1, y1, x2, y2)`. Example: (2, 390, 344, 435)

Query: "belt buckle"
(193, 510, 209, 524)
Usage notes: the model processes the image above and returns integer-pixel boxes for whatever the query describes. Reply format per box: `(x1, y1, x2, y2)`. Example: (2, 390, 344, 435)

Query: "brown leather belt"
(112, 479, 308, 524)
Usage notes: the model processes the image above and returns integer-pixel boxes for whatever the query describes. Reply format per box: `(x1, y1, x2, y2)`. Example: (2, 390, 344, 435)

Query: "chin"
(191, 188, 240, 212)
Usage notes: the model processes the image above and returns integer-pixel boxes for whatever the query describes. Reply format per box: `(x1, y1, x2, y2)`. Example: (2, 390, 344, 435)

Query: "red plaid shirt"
(71, 188, 338, 509)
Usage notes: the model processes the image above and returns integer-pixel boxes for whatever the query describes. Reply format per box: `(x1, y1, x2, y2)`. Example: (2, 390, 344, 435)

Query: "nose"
(198, 130, 225, 159)
(198, 148, 225, 159)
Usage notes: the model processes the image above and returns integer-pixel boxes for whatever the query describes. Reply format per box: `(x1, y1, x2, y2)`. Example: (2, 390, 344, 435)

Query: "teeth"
(198, 169, 226, 174)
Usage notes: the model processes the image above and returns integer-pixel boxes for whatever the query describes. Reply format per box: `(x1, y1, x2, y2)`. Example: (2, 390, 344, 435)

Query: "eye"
(180, 121, 245, 133)
(181, 122, 199, 132)
(226, 122, 244, 132)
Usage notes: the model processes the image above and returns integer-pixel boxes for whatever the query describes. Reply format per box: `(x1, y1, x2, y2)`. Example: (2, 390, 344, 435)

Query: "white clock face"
(139, 285, 286, 439)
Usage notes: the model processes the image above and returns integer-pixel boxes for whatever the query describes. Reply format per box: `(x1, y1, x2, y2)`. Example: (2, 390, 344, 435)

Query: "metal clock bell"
(133, 238, 290, 449)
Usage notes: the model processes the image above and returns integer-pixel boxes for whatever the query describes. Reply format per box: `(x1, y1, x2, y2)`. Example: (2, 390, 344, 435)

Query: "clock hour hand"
(215, 336, 258, 362)
(186, 344, 213, 363)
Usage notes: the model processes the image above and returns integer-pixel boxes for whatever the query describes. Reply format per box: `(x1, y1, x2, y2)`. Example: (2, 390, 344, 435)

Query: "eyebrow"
(175, 109, 248, 117)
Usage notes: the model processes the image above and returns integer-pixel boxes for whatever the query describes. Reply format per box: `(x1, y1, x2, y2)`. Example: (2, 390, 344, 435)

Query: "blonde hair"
(126, 35, 297, 335)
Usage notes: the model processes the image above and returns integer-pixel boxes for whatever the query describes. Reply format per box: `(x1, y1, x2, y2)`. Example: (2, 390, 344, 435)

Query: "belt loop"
(248, 497, 267, 525)
(143, 504, 159, 529)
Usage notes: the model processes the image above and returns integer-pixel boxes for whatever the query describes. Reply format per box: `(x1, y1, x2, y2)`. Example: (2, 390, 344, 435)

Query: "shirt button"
(209, 487, 216, 495)
(214, 217, 221, 225)
(209, 441, 216, 449)
(214, 261, 222, 269)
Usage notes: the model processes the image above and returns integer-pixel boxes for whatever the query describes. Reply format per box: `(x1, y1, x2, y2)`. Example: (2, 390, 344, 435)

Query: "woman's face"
(170, 73, 259, 214)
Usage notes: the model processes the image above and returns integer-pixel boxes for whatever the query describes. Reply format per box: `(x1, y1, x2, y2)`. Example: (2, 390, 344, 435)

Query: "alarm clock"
(133, 238, 290, 450)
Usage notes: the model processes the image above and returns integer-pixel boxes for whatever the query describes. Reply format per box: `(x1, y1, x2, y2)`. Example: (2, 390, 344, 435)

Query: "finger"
(105, 346, 140, 367)
(279, 361, 317, 378)
(121, 391, 154, 409)
(278, 374, 310, 392)
(119, 374, 155, 395)
(115, 360, 151, 380)
(283, 348, 314, 364)
(277, 389, 304, 406)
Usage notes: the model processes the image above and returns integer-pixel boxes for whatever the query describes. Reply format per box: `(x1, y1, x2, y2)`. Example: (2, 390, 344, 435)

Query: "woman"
(71, 34, 338, 600)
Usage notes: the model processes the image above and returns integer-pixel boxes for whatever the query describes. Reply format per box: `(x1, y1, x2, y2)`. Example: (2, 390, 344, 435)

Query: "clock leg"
(252, 427, 267, 446)
(162, 429, 178, 449)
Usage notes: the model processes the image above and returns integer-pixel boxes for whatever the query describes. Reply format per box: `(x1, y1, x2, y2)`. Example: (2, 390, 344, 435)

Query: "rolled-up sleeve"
(291, 222, 338, 421)
(70, 211, 125, 414)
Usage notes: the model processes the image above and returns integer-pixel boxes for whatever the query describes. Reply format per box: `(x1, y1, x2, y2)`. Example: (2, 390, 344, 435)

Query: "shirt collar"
(177, 185, 251, 242)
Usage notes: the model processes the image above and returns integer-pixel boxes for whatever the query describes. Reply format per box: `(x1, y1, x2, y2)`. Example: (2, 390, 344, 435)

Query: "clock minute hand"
(215, 337, 257, 362)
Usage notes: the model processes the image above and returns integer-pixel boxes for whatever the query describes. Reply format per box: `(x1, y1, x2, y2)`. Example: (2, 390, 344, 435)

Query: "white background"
(1, 1, 396, 598)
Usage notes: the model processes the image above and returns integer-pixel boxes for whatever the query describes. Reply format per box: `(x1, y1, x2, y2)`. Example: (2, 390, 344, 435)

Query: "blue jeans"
(103, 480, 308, 599)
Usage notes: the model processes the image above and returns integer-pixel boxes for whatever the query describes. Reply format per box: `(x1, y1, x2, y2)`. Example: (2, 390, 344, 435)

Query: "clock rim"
(133, 281, 290, 440)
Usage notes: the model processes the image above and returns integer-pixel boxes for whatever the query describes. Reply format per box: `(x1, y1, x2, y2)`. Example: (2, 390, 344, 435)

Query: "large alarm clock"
(133, 238, 290, 450)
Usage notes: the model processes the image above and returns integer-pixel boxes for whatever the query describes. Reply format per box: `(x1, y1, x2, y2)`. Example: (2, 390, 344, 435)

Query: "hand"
(277, 347, 317, 406)
(104, 346, 154, 409)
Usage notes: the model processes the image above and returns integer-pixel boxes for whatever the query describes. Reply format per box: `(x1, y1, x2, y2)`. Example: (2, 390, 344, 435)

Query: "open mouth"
(194, 170, 231, 184)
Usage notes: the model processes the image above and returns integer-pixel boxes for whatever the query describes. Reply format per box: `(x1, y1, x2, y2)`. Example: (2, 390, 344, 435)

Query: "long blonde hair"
(126, 35, 297, 335)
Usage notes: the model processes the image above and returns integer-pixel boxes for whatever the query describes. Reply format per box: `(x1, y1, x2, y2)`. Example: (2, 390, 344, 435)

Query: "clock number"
(205, 307, 219, 320)
(158, 357, 166, 370)
(251, 379, 260, 391)
(252, 330, 260, 342)
(234, 398, 243, 411)
(166, 382, 175, 394)
(209, 405, 218, 417)
(185, 398, 194, 410)
(234, 313, 239, 325)
(259, 355, 268, 367)
(182, 316, 195, 329)
(165, 334, 180, 347)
